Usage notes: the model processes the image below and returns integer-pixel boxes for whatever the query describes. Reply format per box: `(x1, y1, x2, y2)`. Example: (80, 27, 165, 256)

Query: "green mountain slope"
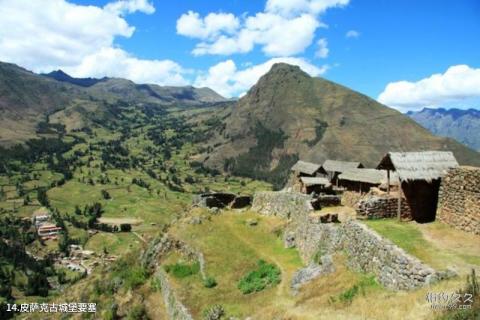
(0, 62, 227, 146)
(204, 63, 480, 186)
(0, 62, 85, 145)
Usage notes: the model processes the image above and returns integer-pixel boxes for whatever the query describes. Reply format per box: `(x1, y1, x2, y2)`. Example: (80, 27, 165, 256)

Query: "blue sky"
(0, 0, 479, 111)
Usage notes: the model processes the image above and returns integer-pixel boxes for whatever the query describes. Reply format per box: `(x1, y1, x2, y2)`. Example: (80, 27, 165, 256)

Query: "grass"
(331, 274, 378, 304)
(237, 259, 281, 294)
(364, 219, 480, 272)
(164, 261, 200, 279)
(84, 232, 141, 256)
(166, 210, 303, 318)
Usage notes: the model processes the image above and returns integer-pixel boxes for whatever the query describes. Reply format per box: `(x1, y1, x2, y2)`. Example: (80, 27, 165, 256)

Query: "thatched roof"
(322, 160, 363, 173)
(338, 169, 399, 185)
(377, 151, 459, 182)
(300, 177, 331, 187)
(291, 160, 321, 175)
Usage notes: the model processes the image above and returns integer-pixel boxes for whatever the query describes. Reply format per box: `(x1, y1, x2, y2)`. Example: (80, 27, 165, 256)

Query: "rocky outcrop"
(156, 269, 194, 320)
(141, 235, 198, 270)
(438, 166, 480, 235)
(291, 255, 335, 291)
(251, 191, 313, 219)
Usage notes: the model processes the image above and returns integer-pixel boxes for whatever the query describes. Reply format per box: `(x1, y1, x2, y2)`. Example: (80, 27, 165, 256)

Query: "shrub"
(203, 276, 217, 288)
(164, 262, 200, 279)
(101, 189, 111, 200)
(237, 260, 281, 294)
(127, 305, 149, 320)
(331, 275, 377, 304)
(202, 304, 225, 320)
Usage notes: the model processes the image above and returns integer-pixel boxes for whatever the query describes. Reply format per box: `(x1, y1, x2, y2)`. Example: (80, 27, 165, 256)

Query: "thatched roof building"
(376, 151, 459, 223)
(291, 160, 322, 176)
(339, 169, 399, 185)
(299, 177, 332, 194)
(322, 160, 364, 174)
(377, 151, 459, 182)
(300, 177, 331, 188)
(338, 168, 399, 193)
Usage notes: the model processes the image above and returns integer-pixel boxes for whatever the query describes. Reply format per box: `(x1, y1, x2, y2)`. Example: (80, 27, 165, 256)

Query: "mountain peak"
(266, 63, 310, 79)
(43, 70, 108, 87)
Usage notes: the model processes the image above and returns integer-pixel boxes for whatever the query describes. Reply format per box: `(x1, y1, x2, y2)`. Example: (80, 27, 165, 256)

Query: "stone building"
(437, 166, 480, 235)
(377, 151, 458, 223)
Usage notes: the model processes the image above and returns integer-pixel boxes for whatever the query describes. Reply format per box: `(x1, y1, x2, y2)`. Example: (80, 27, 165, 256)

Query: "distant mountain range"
(0, 61, 227, 145)
(1, 61, 480, 182)
(407, 108, 480, 151)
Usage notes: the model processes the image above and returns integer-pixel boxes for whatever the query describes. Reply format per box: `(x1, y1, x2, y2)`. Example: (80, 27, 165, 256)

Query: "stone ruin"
(192, 192, 252, 210)
(251, 190, 456, 291)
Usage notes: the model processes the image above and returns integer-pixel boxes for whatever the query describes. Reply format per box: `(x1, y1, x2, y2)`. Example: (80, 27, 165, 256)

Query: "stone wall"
(155, 269, 194, 320)
(290, 214, 451, 290)
(355, 193, 412, 220)
(438, 166, 480, 235)
(339, 220, 453, 290)
(251, 191, 313, 219)
(254, 191, 454, 290)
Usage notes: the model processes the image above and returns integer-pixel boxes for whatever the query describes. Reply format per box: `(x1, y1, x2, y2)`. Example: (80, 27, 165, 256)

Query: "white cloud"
(378, 65, 480, 112)
(266, 0, 349, 17)
(0, 0, 189, 86)
(345, 30, 360, 38)
(178, 0, 348, 57)
(105, 0, 155, 15)
(315, 38, 329, 58)
(64, 47, 188, 86)
(0, 0, 158, 72)
(176, 11, 240, 40)
(194, 58, 328, 98)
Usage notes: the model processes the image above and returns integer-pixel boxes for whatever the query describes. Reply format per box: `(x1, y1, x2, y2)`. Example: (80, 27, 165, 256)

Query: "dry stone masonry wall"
(251, 191, 313, 219)
(156, 269, 194, 320)
(438, 166, 480, 235)
(355, 193, 412, 220)
(253, 191, 453, 290)
(339, 220, 454, 290)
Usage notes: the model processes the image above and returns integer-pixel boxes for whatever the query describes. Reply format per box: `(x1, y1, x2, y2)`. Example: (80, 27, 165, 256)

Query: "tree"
(25, 272, 49, 297)
(23, 194, 31, 205)
(37, 188, 49, 207)
(57, 269, 67, 284)
(58, 232, 70, 255)
(101, 189, 111, 200)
